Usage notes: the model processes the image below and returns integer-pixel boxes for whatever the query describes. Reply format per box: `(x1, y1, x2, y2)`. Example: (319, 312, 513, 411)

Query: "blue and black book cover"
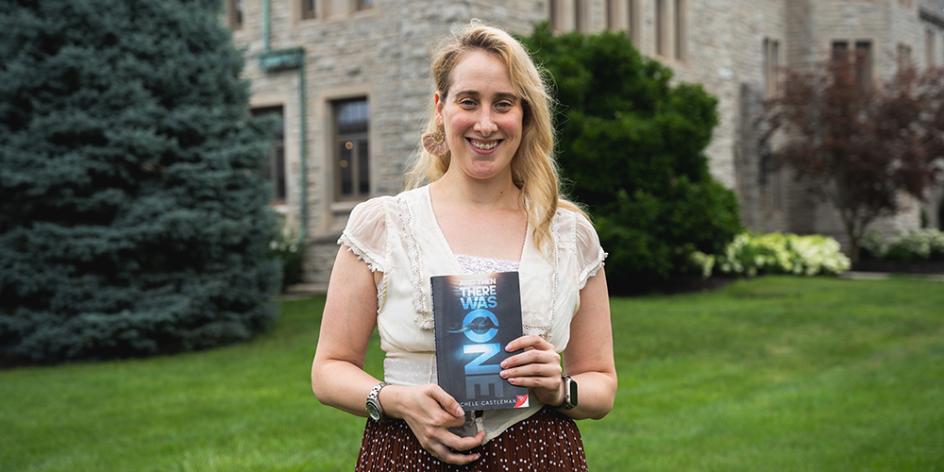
(431, 271, 530, 411)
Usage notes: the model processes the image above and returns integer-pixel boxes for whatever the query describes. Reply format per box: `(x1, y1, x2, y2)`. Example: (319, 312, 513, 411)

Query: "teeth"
(470, 139, 498, 150)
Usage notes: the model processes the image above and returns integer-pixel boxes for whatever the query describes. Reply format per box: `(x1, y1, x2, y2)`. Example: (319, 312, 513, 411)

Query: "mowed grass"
(1, 276, 942, 471)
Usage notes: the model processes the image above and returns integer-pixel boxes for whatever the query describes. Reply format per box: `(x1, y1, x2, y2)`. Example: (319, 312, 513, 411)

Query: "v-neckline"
(422, 185, 530, 274)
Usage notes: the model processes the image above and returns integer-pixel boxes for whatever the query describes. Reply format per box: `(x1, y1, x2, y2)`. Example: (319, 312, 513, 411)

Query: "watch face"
(568, 378, 578, 407)
(366, 401, 381, 421)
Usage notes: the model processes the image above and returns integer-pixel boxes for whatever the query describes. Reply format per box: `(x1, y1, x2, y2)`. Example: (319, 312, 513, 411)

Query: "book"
(431, 271, 530, 411)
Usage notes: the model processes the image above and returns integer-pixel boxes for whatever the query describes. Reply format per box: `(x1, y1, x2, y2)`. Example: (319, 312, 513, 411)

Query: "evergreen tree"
(522, 25, 741, 293)
(0, 0, 281, 362)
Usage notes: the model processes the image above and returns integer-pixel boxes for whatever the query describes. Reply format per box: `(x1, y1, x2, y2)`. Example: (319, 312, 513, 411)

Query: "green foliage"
(521, 24, 741, 292)
(692, 232, 851, 277)
(0, 0, 280, 361)
(861, 229, 944, 262)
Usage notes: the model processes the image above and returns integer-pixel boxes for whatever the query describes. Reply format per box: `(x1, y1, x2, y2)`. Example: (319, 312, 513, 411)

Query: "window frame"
(332, 98, 371, 203)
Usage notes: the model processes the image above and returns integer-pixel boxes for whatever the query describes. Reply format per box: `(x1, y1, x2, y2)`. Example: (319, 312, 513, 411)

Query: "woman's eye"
(495, 101, 513, 111)
(459, 99, 477, 108)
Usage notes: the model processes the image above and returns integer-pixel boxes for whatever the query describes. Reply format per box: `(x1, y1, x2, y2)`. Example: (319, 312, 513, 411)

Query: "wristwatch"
(558, 376, 578, 410)
(366, 382, 388, 421)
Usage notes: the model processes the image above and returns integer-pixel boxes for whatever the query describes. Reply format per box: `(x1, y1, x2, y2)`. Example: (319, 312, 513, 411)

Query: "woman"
(311, 23, 616, 470)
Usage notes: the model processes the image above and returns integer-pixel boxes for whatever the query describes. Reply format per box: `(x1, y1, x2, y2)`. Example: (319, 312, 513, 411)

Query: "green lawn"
(2, 276, 942, 471)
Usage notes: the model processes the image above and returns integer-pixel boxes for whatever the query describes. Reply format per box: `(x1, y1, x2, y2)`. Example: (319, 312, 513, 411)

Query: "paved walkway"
(840, 271, 944, 282)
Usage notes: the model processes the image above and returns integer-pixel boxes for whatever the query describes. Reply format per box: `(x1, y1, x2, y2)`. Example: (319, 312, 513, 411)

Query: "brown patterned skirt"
(354, 407, 588, 471)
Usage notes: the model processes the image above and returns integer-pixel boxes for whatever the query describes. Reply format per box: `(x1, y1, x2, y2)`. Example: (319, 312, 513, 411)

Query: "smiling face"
(435, 49, 524, 182)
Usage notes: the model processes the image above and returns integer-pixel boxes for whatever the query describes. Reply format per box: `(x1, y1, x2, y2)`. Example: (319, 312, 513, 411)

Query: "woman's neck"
(432, 168, 521, 211)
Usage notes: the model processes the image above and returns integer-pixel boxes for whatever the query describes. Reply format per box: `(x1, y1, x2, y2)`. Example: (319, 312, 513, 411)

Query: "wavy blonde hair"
(405, 23, 583, 251)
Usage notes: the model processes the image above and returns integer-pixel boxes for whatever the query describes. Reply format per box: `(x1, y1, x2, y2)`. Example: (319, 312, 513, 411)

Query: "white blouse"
(338, 185, 606, 443)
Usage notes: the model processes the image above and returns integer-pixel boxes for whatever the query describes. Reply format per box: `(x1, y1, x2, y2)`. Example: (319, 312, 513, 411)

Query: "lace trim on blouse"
(395, 195, 434, 330)
(455, 254, 520, 274)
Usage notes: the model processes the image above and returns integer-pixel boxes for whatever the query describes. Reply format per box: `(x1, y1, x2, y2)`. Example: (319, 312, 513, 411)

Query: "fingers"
(438, 429, 486, 452)
(417, 430, 485, 465)
(500, 361, 562, 381)
(428, 441, 481, 465)
(504, 374, 563, 391)
(505, 334, 554, 353)
(500, 347, 561, 369)
(426, 384, 464, 417)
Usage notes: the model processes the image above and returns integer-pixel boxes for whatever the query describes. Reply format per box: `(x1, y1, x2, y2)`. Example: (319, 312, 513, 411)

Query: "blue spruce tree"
(0, 0, 281, 361)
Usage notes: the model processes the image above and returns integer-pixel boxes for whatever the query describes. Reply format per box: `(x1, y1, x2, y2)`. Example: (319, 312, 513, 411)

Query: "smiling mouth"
(467, 138, 501, 151)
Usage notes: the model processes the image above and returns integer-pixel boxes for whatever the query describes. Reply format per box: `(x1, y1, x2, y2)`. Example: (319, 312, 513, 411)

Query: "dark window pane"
(274, 141, 286, 201)
(333, 98, 369, 201)
(251, 106, 285, 204)
(336, 100, 368, 133)
(831, 40, 849, 62)
(358, 138, 369, 195)
(339, 140, 353, 196)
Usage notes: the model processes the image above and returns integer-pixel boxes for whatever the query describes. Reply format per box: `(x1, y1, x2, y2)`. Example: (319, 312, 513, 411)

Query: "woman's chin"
(462, 164, 510, 182)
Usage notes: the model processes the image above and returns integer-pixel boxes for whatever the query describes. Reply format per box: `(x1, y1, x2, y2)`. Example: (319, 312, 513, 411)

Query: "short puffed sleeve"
(337, 197, 389, 272)
(575, 213, 607, 289)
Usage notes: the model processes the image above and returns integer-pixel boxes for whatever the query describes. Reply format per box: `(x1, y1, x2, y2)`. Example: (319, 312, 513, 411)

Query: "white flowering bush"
(270, 219, 304, 289)
(861, 229, 944, 261)
(691, 232, 850, 278)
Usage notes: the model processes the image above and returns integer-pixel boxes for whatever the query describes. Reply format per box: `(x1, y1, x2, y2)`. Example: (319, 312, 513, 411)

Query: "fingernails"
(456, 405, 465, 416)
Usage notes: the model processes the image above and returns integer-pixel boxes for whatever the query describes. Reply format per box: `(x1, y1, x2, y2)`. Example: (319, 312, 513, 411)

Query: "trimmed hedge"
(861, 229, 944, 262)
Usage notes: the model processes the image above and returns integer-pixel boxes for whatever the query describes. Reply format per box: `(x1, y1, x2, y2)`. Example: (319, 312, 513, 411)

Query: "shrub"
(692, 233, 850, 277)
(860, 229, 944, 262)
(270, 219, 304, 291)
(0, 0, 280, 362)
(521, 24, 742, 292)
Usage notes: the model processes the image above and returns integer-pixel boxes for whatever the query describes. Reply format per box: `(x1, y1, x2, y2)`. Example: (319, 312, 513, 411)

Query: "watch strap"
(366, 382, 388, 421)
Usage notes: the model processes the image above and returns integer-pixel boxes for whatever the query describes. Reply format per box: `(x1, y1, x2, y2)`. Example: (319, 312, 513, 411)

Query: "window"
(656, 0, 667, 56)
(927, 29, 936, 68)
(854, 41, 873, 89)
(831, 40, 849, 63)
(831, 40, 873, 89)
(227, 0, 243, 30)
(763, 38, 781, 98)
(606, 0, 617, 31)
(628, 0, 641, 45)
(301, 0, 316, 20)
(252, 106, 287, 204)
(333, 98, 370, 201)
(674, 0, 687, 61)
(574, 0, 584, 32)
(549, 0, 559, 32)
(356, 0, 374, 11)
(897, 43, 913, 70)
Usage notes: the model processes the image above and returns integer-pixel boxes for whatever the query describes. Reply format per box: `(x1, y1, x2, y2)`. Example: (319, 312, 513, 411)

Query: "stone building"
(224, 0, 944, 287)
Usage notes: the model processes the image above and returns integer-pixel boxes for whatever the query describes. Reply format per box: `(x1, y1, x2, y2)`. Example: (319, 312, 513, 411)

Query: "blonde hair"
(405, 22, 584, 251)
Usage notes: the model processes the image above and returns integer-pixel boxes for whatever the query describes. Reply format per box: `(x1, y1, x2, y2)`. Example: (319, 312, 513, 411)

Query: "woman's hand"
(381, 384, 486, 465)
(500, 335, 565, 406)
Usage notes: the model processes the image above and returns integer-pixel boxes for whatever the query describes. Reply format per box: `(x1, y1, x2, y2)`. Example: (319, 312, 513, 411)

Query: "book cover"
(431, 271, 530, 411)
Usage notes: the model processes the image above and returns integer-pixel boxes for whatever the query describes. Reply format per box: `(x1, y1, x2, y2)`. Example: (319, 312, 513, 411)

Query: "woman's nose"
(473, 110, 498, 135)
